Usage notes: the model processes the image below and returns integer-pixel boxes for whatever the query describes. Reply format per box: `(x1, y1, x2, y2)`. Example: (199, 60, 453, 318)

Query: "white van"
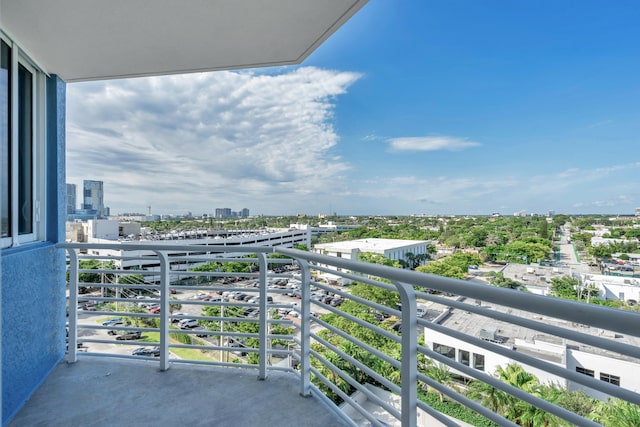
(417, 305, 427, 318)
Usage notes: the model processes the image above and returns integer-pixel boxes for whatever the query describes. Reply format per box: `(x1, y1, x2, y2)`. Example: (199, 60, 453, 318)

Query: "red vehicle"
(150, 306, 161, 314)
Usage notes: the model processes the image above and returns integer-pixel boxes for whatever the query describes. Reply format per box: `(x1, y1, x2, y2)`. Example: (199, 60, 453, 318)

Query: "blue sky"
(67, 1, 640, 216)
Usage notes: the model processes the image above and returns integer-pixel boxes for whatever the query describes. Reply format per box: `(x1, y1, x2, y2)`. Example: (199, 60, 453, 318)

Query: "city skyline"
(66, 1, 640, 216)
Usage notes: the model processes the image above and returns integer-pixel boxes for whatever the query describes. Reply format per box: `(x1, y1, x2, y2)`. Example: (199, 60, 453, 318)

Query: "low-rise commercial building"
(423, 293, 640, 401)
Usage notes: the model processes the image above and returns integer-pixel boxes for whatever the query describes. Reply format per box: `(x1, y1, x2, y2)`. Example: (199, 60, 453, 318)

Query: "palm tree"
(424, 363, 454, 403)
(589, 398, 640, 427)
(518, 384, 569, 427)
(466, 378, 509, 414)
(466, 364, 556, 423)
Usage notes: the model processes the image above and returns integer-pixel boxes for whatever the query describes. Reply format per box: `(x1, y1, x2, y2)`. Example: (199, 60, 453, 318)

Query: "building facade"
(82, 180, 105, 218)
(314, 238, 431, 263)
(66, 183, 76, 215)
(424, 303, 640, 402)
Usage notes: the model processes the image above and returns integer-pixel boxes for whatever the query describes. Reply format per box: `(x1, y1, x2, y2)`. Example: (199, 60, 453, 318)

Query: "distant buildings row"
(66, 180, 250, 220)
(214, 207, 250, 218)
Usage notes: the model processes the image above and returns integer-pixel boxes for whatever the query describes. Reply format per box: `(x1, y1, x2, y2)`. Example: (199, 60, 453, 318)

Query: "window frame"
(1, 32, 46, 249)
(458, 349, 470, 366)
(433, 342, 456, 359)
(575, 366, 595, 377)
(473, 353, 485, 371)
(599, 372, 620, 386)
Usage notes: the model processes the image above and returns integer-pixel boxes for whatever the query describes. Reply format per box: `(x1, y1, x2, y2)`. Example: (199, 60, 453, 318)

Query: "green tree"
(357, 252, 403, 268)
(589, 398, 640, 427)
(423, 363, 454, 403)
(549, 276, 579, 299)
(77, 259, 116, 285)
(417, 261, 466, 280)
(538, 221, 549, 240)
(466, 364, 567, 426)
(487, 271, 523, 290)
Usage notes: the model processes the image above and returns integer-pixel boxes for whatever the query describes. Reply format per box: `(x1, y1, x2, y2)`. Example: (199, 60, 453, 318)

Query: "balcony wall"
(1, 75, 66, 425)
(1, 243, 66, 423)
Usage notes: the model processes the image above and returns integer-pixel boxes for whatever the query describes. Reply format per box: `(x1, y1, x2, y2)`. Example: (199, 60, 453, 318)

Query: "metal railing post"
(397, 282, 418, 427)
(67, 249, 79, 363)
(298, 259, 312, 397)
(155, 251, 170, 371)
(258, 252, 268, 380)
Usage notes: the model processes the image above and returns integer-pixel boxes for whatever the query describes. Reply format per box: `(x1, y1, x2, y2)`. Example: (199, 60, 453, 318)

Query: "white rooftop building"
(313, 238, 430, 285)
(424, 293, 640, 402)
(314, 238, 430, 263)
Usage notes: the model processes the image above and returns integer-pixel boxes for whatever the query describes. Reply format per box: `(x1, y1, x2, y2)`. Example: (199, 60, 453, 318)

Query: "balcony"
(10, 243, 640, 427)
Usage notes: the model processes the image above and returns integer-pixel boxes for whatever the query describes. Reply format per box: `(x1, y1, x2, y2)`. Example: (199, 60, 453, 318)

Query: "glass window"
(600, 373, 620, 386)
(433, 343, 455, 359)
(459, 349, 470, 366)
(18, 63, 33, 235)
(1, 40, 10, 238)
(473, 353, 485, 371)
(1, 35, 44, 248)
(576, 367, 594, 377)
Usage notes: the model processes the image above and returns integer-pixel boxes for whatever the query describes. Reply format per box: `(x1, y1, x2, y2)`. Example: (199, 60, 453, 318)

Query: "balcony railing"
(62, 243, 640, 427)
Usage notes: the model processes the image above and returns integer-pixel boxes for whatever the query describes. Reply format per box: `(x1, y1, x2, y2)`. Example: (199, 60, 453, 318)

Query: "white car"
(171, 313, 187, 323)
(179, 319, 199, 329)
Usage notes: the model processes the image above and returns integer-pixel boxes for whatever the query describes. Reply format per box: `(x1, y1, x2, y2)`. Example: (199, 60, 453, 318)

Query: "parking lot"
(72, 272, 342, 358)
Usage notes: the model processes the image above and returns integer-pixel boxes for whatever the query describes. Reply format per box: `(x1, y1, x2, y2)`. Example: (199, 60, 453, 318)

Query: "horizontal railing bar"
(60, 242, 276, 254)
(311, 347, 401, 419)
(415, 372, 517, 427)
(311, 318, 401, 370)
(421, 347, 601, 427)
(310, 332, 400, 395)
(169, 359, 259, 369)
(306, 383, 359, 427)
(308, 364, 398, 427)
(312, 305, 402, 346)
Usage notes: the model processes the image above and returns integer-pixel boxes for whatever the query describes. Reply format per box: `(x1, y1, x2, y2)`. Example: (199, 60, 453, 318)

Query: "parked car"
(179, 319, 199, 329)
(171, 313, 187, 323)
(114, 330, 142, 340)
(102, 317, 124, 326)
(132, 347, 160, 357)
(150, 306, 161, 314)
(192, 326, 208, 338)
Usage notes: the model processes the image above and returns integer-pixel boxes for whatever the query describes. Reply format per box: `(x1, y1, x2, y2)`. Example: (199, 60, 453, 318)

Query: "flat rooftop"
(8, 357, 349, 427)
(315, 238, 429, 253)
(438, 294, 640, 364)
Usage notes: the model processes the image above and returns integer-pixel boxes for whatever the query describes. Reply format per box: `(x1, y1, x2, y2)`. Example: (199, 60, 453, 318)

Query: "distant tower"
(148, 206, 151, 216)
(66, 183, 77, 215)
(82, 180, 105, 218)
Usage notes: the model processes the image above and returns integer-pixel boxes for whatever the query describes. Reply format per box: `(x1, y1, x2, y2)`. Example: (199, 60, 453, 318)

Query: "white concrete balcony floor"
(8, 357, 348, 427)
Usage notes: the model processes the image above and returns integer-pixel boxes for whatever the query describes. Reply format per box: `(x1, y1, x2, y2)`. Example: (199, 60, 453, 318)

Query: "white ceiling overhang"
(0, 0, 368, 82)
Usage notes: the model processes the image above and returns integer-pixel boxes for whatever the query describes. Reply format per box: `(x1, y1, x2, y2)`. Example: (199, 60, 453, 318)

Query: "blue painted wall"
(1, 75, 66, 425)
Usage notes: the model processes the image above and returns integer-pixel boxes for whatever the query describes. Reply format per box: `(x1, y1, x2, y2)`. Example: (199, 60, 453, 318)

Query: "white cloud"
(387, 136, 480, 152)
(67, 67, 361, 214)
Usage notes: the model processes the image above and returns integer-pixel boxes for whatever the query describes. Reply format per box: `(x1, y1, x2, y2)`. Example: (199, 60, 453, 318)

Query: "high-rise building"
(241, 208, 250, 217)
(83, 180, 105, 218)
(66, 183, 76, 215)
(215, 208, 232, 218)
